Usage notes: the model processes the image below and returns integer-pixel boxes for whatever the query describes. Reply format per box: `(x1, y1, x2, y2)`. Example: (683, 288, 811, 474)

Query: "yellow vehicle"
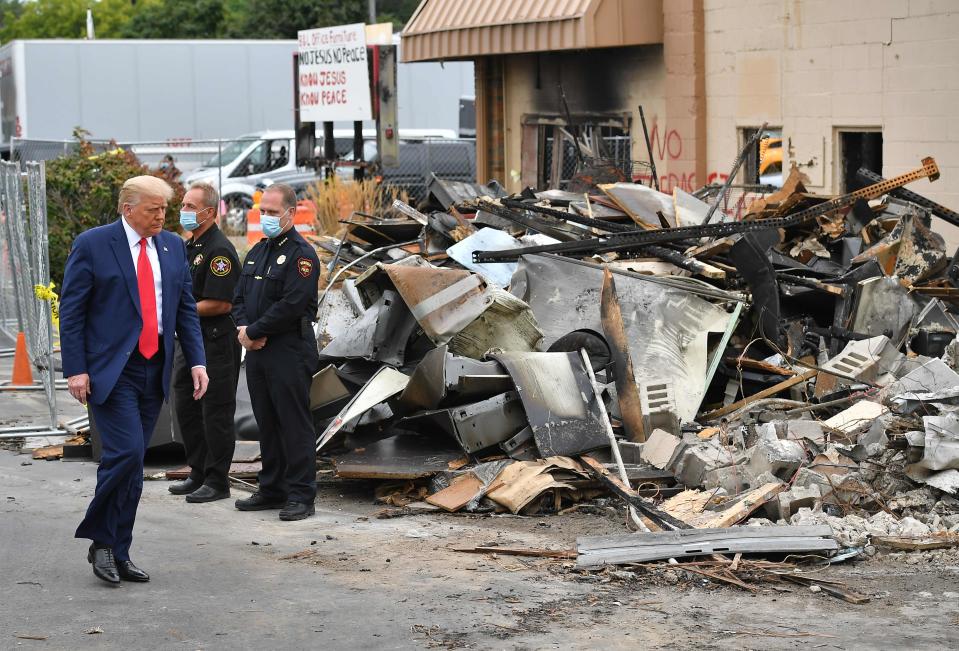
(759, 136, 783, 184)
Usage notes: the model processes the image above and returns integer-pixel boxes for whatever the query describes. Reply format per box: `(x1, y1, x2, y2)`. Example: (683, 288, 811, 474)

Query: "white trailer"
(0, 38, 473, 152)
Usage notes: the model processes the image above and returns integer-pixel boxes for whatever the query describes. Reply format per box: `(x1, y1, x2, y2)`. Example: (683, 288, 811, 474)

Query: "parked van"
(182, 129, 456, 227)
(183, 128, 458, 226)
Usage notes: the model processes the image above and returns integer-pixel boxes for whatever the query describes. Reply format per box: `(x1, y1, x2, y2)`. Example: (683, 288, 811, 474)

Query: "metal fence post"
(26, 161, 57, 428)
(217, 138, 222, 204)
(0, 174, 23, 340)
(1, 162, 31, 343)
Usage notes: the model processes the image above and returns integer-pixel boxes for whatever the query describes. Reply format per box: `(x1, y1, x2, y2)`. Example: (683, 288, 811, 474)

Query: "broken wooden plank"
(451, 546, 577, 559)
(686, 236, 735, 259)
(165, 461, 262, 480)
(32, 445, 64, 460)
(777, 573, 870, 604)
(425, 474, 484, 512)
(701, 370, 817, 421)
(871, 533, 959, 551)
(681, 565, 758, 593)
(778, 275, 846, 296)
(576, 525, 837, 568)
(661, 489, 711, 522)
(725, 357, 797, 377)
(729, 552, 742, 571)
(580, 455, 690, 531)
(689, 483, 785, 528)
(697, 427, 720, 440)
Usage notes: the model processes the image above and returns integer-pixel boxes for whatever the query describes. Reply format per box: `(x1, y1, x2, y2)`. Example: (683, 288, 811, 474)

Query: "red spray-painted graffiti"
(633, 116, 728, 193)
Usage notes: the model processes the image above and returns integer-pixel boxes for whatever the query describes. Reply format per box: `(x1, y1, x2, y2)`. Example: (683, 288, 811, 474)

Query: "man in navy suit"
(60, 175, 209, 585)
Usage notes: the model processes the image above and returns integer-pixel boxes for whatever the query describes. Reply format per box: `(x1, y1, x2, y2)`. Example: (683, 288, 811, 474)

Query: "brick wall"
(665, 0, 707, 191)
(704, 0, 959, 240)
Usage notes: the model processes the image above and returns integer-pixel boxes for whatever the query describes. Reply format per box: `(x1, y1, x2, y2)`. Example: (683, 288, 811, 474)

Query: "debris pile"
(295, 150, 959, 572)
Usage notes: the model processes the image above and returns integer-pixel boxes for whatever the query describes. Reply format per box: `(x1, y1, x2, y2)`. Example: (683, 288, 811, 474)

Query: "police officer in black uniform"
(232, 183, 320, 521)
(168, 182, 242, 502)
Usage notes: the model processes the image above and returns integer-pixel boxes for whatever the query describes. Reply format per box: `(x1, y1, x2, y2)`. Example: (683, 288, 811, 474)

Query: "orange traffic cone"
(11, 332, 33, 386)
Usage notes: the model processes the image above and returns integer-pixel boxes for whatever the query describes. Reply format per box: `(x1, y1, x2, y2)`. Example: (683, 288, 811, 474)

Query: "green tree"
(0, 0, 136, 41)
(374, 0, 421, 30)
(0, 0, 23, 34)
(120, 0, 227, 39)
(0, 0, 422, 41)
(235, 0, 368, 39)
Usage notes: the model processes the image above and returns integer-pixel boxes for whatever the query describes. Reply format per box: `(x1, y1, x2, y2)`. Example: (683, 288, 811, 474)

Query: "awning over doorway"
(400, 0, 663, 62)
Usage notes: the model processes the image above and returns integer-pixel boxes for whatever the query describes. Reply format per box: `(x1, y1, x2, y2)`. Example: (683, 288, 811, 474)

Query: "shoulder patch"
(297, 257, 313, 278)
(210, 255, 232, 277)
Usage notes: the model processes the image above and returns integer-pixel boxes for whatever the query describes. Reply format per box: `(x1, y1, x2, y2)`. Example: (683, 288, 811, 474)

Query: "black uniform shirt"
(186, 223, 240, 306)
(233, 228, 320, 341)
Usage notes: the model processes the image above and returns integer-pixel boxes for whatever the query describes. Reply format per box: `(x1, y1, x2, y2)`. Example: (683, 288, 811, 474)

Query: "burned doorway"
(521, 115, 632, 191)
(837, 129, 882, 193)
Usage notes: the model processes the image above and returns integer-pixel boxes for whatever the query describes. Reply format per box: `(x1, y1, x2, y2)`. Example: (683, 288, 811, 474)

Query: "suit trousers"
(172, 332, 241, 491)
(245, 333, 319, 503)
(75, 348, 164, 561)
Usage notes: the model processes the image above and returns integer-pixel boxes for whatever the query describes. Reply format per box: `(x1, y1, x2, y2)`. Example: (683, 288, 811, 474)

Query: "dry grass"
(305, 175, 409, 236)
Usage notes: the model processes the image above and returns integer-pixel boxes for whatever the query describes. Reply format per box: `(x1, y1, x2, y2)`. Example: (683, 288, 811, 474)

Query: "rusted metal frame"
(701, 370, 817, 422)
(600, 269, 646, 442)
(857, 167, 959, 228)
(702, 122, 768, 225)
(638, 105, 659, 191)
(471, 157, 940, 263)
(485, 200, 712, 272)
(501, 198, 637, 233)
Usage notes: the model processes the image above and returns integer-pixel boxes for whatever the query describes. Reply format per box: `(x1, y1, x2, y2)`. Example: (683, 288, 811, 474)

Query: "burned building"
(402, 0, 959, 241)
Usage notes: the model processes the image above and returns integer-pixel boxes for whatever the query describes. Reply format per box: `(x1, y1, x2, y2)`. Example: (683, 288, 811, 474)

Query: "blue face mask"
(179, 208, 210, 232)
(179, 210, 199, 231)
(261, 210, 288, 238)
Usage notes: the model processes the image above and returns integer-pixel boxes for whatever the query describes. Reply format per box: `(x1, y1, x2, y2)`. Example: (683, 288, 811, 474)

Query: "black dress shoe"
(87, 544, 119, 585)
(185, 485, 230, 503)
(235, 491, 286, 511)
(117, 560, 150, 582)
(279, 501, 315, 521)
(169, 477, 202, 495)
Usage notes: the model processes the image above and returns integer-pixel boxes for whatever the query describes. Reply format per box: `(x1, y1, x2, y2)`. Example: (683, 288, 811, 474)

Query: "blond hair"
(117, 175, 173, 213)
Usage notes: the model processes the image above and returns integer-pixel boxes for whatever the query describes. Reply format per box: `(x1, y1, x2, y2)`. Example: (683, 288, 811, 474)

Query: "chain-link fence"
(11, 135, 478, 223)
(542, 133, 635, 190)
(0, 160, 59, 429)
(694, 183, 779, 221)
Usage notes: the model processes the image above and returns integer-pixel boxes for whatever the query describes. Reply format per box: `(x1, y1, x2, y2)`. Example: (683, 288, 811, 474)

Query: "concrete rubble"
(0, 149, 915, 595)
(275, 153, 959, 581)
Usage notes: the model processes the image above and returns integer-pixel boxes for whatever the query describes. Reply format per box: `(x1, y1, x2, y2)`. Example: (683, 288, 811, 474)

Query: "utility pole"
(368, 0, 377, 23)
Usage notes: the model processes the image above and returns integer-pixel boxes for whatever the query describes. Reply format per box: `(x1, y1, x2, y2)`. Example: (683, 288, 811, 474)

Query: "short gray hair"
(118, 175, 173, 213)
(264, 183, 297, 211)
(190, 181, 219, 212)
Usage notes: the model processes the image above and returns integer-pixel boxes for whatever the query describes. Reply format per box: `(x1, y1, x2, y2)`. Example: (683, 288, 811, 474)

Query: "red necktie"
(137, 238, 159, 359)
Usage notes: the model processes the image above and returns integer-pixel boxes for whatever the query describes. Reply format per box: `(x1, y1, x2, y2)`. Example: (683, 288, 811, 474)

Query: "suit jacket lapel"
(156, 233, 174, 333)
(110, 220, 141, 316)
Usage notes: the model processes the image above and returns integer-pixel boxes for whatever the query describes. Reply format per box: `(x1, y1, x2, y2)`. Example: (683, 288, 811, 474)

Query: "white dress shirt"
(121, 217, 163, 335)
